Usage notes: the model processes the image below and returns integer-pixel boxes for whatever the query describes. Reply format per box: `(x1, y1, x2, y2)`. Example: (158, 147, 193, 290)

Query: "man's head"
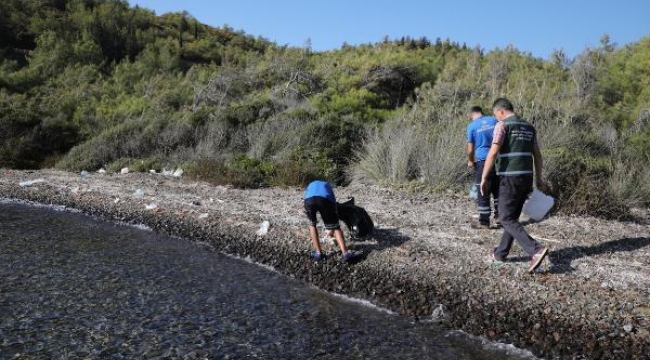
(492, 97, 514, 121)
(469, 106, 483, 120)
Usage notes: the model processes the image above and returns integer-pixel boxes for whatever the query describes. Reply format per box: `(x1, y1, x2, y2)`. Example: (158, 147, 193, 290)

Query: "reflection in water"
(0, 203, 534, 359)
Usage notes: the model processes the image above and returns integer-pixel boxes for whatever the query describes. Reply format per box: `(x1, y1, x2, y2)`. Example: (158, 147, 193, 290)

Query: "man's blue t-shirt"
(304, 180, 336, 203)
(467, 115, 497, 161)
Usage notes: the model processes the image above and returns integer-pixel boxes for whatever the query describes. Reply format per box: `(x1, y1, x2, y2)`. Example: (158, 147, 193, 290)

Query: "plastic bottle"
(469, 185, 478, 199)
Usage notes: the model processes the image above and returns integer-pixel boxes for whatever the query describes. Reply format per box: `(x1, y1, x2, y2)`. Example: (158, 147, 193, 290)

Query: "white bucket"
(522, 189, 554, 221)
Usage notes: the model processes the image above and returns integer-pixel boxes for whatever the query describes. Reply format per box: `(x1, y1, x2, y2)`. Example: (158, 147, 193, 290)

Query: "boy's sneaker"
(528, 247, 549, 274)
(342, 251, 361, 263)
(311, 251, 326, 260)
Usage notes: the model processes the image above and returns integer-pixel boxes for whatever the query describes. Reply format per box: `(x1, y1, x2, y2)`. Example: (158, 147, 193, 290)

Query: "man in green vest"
(480, 98, 549, 274)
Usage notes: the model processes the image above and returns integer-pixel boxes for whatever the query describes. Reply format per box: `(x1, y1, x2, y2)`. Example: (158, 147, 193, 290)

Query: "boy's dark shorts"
(304, 196, 340, 229)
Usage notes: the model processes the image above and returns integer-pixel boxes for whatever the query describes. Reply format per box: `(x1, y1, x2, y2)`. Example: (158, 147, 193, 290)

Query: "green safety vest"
(496, 116, 535, 176)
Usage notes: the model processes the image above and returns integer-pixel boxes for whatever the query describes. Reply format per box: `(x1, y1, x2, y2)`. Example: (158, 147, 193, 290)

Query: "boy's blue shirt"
(304, 180, 336, 203)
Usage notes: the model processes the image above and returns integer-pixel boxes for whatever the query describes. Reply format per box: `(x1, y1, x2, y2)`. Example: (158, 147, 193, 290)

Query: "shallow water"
(0, 203, 535, 359)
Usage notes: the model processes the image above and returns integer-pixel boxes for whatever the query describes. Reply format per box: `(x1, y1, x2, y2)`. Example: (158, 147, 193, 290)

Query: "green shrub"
(269, 149, 339, 187)
(544, 147, 629, 218)
(185, 156, 275, 188)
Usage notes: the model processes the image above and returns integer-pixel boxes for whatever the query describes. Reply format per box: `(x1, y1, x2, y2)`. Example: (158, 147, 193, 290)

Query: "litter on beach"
(120, 167, 130, 174)
(256, 221, 270, 236)
(19, 179, 46, 187)
(145, 203, 158, 210)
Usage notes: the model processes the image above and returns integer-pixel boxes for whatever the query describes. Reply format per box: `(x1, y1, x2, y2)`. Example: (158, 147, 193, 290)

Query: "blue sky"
(128, 0, 650, 59)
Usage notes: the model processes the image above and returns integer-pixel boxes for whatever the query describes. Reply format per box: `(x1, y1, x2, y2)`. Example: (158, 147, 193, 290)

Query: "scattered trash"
(80, 170, 88, 179)
(256, 221, 270, 236)
(192, 200, 201, 206)
(320, 232, 337, 246)
(133, 188, 145, 198)
(469, 184, 478, 199)
(172, 168, 184, 177)
(114, 197, 120, 204)
(161, 168, 173, 176)
(623, 324, 634, 333)
(145, 203, 158, 210)
(19, 179, 46, 187)
(432, 304, 445, 319)
(120, 167, 130, 174)
(198, 213, 209, 220)
(149, 169, 157, 174)
(97, 168, 106, 174)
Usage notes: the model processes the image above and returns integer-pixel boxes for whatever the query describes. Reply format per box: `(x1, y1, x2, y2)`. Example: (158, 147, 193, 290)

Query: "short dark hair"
(492, 98, 514, 112)
(469, 106, 483, 114)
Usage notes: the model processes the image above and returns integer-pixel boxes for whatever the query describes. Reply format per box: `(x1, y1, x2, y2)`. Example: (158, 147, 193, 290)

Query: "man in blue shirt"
(303, 180, 361, 262)
(467, 106, 499, 228)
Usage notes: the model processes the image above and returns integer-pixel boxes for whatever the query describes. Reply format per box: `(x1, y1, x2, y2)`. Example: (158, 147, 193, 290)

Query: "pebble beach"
(1, 169, 649, 359)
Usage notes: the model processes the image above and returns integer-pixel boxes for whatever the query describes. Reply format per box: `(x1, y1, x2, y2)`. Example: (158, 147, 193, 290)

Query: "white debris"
(432, 304, 446, 320)
(172, 168, 184, 177)
(256, 221, 270, 236)
(145, 203, 158, 210)
(80, 170, 89, 179)
(161, 168, 173, 176)
(198, 213, 209, 220)
(19, 179, 46, 187)
(133, 188, 145, 198)
(114, 197, 120, 204)
(149, 169, 157, 174)
(120, 167, 130, 174)
(97, 168, 106, 174)
(623, 324, 634, 333)
(320, 232, 337, 246)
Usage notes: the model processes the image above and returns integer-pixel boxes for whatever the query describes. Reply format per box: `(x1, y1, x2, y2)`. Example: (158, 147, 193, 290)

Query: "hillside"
(1, 0, 650, 217)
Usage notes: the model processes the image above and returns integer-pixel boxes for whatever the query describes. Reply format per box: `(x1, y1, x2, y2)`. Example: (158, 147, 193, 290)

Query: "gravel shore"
(1, 169, 649, 359)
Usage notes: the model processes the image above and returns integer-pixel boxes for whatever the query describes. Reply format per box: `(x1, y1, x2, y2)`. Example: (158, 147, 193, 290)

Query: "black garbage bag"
(337, 197, 374, 239)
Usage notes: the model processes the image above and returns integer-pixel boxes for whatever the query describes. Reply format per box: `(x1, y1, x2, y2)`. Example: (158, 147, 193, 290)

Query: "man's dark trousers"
(494, 175, 544, 258)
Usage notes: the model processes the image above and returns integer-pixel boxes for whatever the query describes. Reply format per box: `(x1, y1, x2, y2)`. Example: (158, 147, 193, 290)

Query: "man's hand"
(479, 177, 488, 196)
(467, 161, 475, 169)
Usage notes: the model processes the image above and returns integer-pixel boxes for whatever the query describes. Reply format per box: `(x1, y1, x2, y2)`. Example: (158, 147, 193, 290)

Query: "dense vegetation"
(1, 0, 649, 218)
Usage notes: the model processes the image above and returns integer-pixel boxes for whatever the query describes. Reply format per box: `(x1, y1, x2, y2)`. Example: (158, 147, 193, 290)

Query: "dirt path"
(1, 169, 649, 359)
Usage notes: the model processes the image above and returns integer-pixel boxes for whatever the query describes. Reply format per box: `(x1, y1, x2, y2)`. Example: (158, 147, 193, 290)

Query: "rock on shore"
(1, 169, 649, 359)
